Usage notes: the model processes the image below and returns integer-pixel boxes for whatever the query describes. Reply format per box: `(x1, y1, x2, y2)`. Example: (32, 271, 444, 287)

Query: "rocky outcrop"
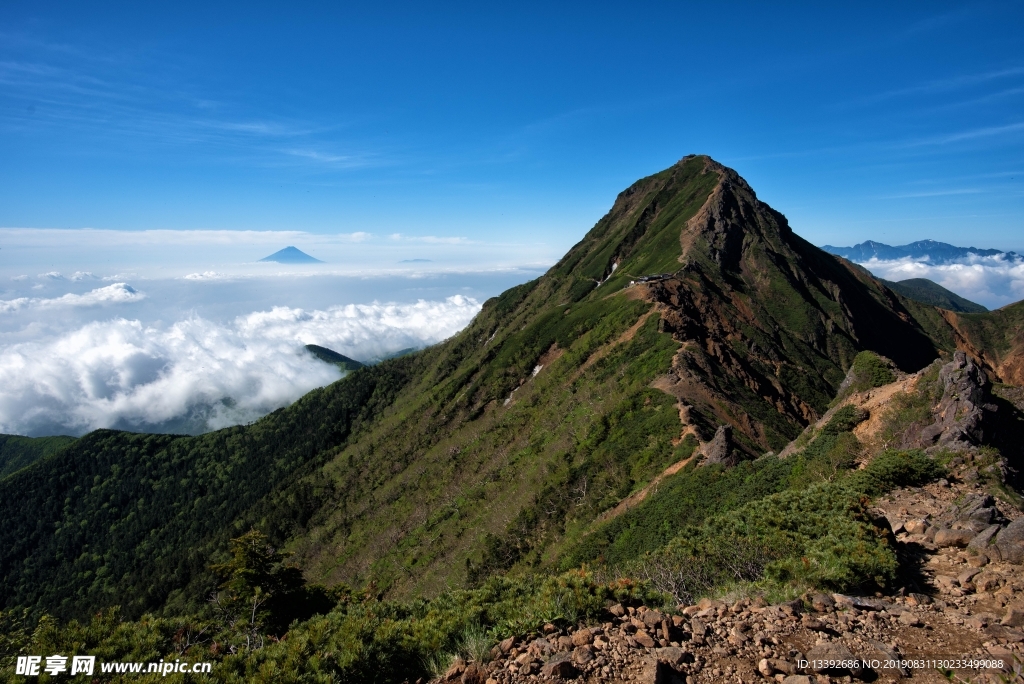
(697, 425, 740, 468)
(903, 351, 995, 451)
(904, 490, 1024, 565)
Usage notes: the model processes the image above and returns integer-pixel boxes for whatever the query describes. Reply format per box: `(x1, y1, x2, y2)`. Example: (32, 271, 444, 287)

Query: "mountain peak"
(258, 246, 323, 263)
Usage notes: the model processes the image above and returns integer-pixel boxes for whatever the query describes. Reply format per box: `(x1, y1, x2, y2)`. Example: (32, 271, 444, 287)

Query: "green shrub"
(833, 351, 897, 404)
(636, 481, 898, 603)
(3, 572, 665, 684)
(851, 351, 896, 390)
(852, 449, 946, 495)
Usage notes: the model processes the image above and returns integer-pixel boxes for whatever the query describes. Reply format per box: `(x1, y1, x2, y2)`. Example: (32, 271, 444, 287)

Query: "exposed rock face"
(931, 351, 989, 445)
(698, 425, 739, 467)
(901, 352, 995, 451)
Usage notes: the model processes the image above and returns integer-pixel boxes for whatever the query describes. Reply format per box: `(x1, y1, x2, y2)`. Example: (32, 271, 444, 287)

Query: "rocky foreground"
(436, 473, 1024, 684)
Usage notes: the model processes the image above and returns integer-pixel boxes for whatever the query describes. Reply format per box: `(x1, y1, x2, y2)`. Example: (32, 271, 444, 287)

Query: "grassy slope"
(881, 277, 988, 313)
(0, 434, 76, 479)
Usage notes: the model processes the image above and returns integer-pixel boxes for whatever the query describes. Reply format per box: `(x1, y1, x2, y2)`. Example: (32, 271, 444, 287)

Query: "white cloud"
(0, 296, 481, 436)
(0, 283, 144, 313)
(859, 254, 1024, 309)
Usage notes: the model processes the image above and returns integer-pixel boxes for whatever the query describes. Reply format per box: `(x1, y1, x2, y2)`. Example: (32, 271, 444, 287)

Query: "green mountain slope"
(881, 277, 987, 313)
(1, 155, 1019, 623)
(0, 362, 418, 618)
(0, 434, 76, 479)
(305, 343, 365, 371)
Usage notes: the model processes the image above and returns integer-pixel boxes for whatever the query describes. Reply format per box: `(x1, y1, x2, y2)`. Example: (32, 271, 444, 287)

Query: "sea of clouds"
(853, 253, 1024, 310)
(0, 291, 481, 436)
(0, 228, 556, 437)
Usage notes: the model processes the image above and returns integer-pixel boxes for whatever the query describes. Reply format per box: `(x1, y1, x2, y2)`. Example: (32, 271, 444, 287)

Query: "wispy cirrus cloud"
(0, 45, 380, 170)
(875, 188, 986, 199)
(856, 66, 1024, 104)
(908, 121, 1024, 147)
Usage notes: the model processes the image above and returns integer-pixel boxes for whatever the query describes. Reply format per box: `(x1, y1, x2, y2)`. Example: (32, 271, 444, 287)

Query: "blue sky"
(2, 2, 1024, 437)
(2, 1, 1022, 253)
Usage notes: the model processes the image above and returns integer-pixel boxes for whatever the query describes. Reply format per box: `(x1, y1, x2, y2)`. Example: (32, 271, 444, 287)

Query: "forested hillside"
(0, 434, 76, 479)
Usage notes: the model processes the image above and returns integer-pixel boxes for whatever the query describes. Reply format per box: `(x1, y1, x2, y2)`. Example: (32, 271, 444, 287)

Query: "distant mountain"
(258, 246, 323, 263)
(399, 258, 432, 263)
(882, 278, 988, 313)
(821, 239, 1019, 264)
(0, 434, 76, 479)
(304, 344, 365, 371)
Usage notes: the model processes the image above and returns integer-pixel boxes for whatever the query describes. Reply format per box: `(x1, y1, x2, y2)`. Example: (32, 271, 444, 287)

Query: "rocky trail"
(434, 352, 1024, 684)
(437, 471, 1023, 684)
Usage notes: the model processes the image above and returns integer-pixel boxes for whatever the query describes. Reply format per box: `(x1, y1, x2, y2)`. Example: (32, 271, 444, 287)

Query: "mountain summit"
(258, 246, 323, 263)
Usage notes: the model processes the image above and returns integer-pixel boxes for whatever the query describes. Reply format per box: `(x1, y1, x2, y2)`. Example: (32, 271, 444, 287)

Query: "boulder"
(809, 593, 835, 612)
(899, 611, 922, 627)
(868, 640, 908, 677)
(444, 657, 467, 681)
(642, 609, 665, 627)
(932, 352, 988, 446)
(994, 518, 1024, 564)
(634, 630, 656, 648)
(460, 663, 486, 684)
(570, 628, 593, 646)
(781, 676, 815, 684)
(934, 528, 975, 547)
(540, 653, 579, 678)
(653, 646, 691, 666)
(974, 572, 1002, 592)
(639, 658, 684, 684)
(958, 567, 983, 587)
(904, 519, 929, 534)
(571, 645, 595, 664)
(967, 524, 1002, 552)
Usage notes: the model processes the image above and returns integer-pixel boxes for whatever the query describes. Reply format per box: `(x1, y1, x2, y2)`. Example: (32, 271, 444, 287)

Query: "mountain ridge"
(2, 155, 1022, 625)
(822, 238, 1021, 264)
(880, 277, 988, 313)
